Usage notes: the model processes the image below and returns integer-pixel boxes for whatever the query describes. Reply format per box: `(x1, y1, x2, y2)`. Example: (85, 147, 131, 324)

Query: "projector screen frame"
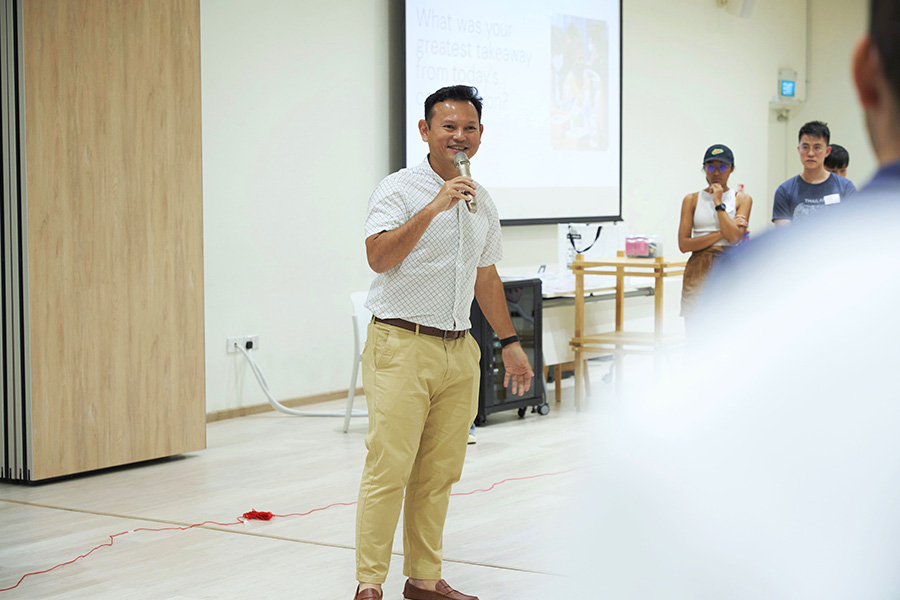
(402, 0, 623, 227)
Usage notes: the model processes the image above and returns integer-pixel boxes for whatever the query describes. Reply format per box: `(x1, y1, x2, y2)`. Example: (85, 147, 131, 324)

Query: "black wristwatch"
(499, 335, 519, 348)
(714, 203, 727, 212)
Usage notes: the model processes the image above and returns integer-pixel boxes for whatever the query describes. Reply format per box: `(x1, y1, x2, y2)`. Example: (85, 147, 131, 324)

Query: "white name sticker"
(823, 193, 841, 205)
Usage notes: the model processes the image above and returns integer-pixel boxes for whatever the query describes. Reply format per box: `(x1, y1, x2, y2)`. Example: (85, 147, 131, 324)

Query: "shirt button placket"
(452, 203, 466, 329)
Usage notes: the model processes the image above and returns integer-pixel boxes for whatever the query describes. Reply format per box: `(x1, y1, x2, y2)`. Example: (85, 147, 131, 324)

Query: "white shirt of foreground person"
(565, 197, 900, 598)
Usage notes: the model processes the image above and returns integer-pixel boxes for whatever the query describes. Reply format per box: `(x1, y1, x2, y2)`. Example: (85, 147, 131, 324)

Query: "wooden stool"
(569, 252, 686, 410)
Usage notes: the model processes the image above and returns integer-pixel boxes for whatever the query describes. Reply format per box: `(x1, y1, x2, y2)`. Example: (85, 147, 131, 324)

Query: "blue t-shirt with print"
(772, 173, 856, 223)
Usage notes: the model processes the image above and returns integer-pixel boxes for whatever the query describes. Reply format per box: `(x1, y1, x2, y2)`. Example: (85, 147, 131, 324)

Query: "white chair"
(343, 291, 372, 432)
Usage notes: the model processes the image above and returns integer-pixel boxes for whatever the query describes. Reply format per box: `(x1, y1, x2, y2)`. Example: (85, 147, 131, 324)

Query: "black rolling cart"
(469, 278, 547, 425)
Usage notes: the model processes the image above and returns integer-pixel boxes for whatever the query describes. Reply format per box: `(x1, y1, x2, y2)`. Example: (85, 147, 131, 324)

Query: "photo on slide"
(551, 15, 609, 152)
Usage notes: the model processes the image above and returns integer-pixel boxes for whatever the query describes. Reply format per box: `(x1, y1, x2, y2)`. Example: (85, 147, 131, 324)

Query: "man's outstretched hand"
(502, 343, 534, 396)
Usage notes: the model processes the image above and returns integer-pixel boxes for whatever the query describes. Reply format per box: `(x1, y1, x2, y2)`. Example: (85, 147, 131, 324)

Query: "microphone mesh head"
(453, 152, 469, 166)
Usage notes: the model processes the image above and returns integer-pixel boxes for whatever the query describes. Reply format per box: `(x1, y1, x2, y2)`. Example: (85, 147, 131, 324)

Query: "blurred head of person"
(853, 0, 900, 166)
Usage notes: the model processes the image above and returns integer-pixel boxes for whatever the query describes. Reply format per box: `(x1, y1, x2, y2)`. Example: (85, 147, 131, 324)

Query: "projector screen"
(405, 0, 622, 225)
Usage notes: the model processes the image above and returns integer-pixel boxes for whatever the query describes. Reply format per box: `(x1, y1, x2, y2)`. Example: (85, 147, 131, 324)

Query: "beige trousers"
(355, 320, 480, 583)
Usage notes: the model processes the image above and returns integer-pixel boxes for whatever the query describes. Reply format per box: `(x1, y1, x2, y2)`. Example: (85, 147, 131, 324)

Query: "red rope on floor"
(242, 510, 274, 520)
(0, 468, 576, 593)
(0, 531, 129, 593)
(450, 468, 577, 496)
(264, 500, 359, 519)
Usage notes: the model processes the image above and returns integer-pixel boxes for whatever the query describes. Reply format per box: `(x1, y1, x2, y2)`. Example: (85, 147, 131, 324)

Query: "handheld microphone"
(453, 152, 477, 214)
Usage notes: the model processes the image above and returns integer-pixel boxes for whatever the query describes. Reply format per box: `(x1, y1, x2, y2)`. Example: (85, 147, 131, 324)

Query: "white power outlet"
(226, 335, 260, 354)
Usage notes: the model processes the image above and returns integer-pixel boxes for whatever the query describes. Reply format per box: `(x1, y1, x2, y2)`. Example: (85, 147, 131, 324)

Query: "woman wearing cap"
(678, 144, 752, 333)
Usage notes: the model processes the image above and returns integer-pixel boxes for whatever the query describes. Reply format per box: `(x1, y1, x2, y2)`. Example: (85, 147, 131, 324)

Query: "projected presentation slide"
(406, 0, 621, 224)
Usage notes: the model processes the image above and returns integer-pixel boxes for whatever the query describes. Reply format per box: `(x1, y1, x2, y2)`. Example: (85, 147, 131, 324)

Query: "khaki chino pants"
(355, 320, 480, 583)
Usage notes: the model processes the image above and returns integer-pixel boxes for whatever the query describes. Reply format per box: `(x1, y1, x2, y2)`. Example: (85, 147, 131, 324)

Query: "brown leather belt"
(374, 317, 466, 340)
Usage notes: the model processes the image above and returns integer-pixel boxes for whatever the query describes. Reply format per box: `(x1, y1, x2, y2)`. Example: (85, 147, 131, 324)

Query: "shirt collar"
(418, 155, 446, 185)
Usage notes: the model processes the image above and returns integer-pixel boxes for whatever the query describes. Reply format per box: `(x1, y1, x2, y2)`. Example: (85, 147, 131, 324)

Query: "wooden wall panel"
(23, 0, 204, 480)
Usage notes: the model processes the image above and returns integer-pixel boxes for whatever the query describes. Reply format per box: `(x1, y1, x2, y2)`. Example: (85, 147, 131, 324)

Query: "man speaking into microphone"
(353, 85, 533, 600)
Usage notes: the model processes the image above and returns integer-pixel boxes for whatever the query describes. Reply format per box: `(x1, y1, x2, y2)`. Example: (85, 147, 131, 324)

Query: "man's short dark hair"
(870, 0, 900, 105)
(824, 144, 850, 170)
(798, 120, 830, 144)
(424, 85, 484, 124)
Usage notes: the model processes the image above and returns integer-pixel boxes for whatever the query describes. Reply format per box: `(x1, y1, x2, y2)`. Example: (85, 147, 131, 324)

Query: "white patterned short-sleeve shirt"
(364, 156, 503, 331)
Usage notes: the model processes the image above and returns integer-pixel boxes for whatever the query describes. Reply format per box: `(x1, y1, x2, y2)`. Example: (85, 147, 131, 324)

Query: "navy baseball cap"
(703, 144, 734, 165)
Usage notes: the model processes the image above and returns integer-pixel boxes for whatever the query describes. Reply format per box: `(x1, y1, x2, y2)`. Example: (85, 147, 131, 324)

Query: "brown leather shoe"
(403, 579, 479, 600)
(354, 585, 382, 599)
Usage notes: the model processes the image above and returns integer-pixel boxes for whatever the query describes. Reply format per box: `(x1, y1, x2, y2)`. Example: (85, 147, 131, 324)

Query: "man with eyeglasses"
(772, 120, 856, 226)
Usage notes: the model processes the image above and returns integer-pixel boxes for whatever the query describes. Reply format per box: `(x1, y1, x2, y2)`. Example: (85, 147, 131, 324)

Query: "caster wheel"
(537, 404, 550, 416)
(517, 407, 527, 418)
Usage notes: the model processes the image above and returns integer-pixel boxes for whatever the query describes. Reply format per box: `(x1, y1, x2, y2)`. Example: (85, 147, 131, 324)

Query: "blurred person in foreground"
(565, 1, 900, 598)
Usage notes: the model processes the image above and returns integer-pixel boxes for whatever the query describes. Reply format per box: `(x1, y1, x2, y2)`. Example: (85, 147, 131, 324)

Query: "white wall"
(200, 0, 869, 414)
(201, 0, 392, 412)
(788, 1, 872, 186)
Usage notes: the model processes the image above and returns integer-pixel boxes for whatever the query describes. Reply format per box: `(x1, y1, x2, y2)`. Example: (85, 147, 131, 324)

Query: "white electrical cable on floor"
(236, 344, 367, 418)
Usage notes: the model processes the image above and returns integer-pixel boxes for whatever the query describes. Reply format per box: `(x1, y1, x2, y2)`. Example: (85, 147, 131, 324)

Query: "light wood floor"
(0, 362, 628, 600)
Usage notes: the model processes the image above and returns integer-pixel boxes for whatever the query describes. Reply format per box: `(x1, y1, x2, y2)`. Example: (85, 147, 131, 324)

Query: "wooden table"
(569, 251, 686, 409)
